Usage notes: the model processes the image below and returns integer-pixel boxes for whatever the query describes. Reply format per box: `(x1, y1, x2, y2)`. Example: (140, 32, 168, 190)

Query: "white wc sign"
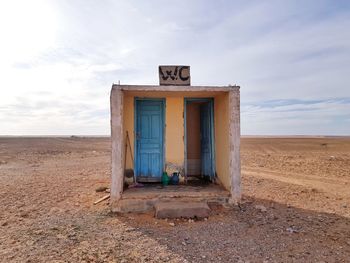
(159, 65, 190, 86)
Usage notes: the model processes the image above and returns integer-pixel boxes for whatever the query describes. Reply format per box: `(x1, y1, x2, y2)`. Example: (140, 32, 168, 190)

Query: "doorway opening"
(185, 98, 215, 184)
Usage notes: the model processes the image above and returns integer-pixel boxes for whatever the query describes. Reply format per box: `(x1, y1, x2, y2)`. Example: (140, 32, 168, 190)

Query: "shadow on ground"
(115, 195, 350, 262)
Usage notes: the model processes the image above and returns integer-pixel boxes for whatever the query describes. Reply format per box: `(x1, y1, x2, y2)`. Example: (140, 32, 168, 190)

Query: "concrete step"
(155, 201, 210, 219)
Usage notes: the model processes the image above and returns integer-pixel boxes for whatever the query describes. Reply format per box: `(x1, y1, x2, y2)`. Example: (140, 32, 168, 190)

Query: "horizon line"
(0, 135, 349, 138)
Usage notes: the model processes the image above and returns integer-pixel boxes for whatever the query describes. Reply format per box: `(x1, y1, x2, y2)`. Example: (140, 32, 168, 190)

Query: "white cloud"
(0, 0, 349, 135)
(0, 0, 58, 65)
(242, 99, 350, 135)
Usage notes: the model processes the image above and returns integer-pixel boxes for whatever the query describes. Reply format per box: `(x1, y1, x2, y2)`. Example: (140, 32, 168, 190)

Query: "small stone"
(19, 211, 29, 218)
(255, 205, 267, 212)
(34, 229, 44, 235)
(169, 222, 175, 227)
(26, 240, 35, 246)
(56, 234, 66, 239)
(95, 186, 108, 192)
(286, 227, 298, 233)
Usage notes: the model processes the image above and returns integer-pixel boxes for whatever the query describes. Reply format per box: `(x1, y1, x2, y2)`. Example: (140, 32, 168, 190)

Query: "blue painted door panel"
(200, 101, 214, 179)
(136, 100, 164, 181)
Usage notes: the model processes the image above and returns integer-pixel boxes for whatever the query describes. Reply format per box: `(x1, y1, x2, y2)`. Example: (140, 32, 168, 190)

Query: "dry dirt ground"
(0, 137, 349, 262)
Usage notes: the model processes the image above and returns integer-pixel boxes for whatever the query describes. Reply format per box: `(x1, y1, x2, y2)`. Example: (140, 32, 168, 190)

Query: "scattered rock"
(34, 229, 44, 235)
(169, 222, 175, 227)
(19, 211, 29, 218)
(286, 227, 299, 233)
(95, 186, 108, 192)
(255, 205, 267, 212)
(26, 240, 35, 246)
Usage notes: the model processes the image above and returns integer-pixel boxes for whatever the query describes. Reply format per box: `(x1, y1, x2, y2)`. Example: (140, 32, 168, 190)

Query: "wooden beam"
(94, 194, 110, 205)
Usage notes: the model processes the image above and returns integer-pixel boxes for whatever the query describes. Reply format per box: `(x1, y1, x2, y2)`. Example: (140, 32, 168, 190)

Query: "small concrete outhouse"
(110, 66, 240, 213)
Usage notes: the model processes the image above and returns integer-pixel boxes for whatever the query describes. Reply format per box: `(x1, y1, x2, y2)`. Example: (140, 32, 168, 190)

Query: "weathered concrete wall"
(229, 89, 241, 203)
(110, 88, 124, 208)
(112, 85, 240, 206)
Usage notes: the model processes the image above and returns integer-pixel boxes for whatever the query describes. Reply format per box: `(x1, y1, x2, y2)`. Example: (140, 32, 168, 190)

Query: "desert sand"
(0, 137, 349, 262)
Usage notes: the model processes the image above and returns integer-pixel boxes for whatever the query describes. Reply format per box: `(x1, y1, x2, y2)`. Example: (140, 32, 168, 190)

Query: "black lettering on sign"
(179, 66, 190, 81)
(159, 65, 190, 85)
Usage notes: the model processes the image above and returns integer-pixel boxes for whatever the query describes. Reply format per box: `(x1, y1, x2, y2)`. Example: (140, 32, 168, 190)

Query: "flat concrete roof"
(112, 84, 240, 92)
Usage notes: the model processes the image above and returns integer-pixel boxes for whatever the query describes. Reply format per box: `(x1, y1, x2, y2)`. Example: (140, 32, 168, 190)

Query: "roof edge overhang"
(111, 84, 240, 93)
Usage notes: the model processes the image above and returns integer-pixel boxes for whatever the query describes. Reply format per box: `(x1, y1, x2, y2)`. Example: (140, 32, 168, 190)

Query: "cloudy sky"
(0, 0, 349, 135)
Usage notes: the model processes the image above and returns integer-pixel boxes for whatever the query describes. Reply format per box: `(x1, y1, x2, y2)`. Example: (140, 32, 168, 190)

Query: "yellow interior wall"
(123, 95, 134, 170)
(165, 97, 184, 167)
(122, 90, 230, 190)
(214, 93, 230, 190)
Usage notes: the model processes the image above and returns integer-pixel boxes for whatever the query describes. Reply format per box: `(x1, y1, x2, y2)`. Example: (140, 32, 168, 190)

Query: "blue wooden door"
(135, 99, 164, 182)
(200, 101, 215, 180)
